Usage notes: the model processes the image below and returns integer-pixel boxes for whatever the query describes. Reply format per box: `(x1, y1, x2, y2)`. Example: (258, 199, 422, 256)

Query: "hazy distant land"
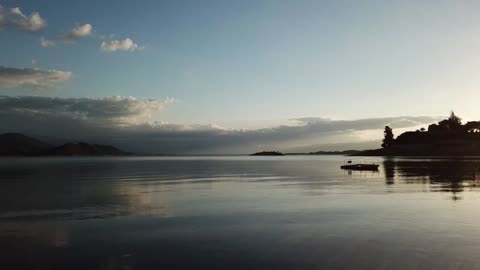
(289, 150, 361, 155)
(249, 150, 362, 156)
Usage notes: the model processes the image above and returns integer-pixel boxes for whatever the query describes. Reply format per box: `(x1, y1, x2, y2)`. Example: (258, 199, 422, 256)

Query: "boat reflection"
(341, 159, 379, 171)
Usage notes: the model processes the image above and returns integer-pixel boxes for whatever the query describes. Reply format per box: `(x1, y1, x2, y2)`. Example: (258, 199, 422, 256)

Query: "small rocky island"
(355, 112, 480, 156)
(250, 151, 285, 156)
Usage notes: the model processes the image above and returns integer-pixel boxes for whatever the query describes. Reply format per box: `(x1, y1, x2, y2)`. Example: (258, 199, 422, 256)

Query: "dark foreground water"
(2, 156, 480, 269)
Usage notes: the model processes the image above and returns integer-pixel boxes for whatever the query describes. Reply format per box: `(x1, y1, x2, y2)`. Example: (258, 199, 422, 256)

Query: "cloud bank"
(292, 116, 438, 132)
(0, 67, 73, 90)
(0, 96, 174, 125)
(101, 38, 142, 52)
(60, 24, 92, 41)
(0, 5, 47, 32)
(0, 96, 440, 154)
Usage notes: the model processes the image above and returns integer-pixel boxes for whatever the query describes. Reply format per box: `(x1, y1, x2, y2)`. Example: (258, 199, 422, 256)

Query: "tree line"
(382, 111, 480, 148)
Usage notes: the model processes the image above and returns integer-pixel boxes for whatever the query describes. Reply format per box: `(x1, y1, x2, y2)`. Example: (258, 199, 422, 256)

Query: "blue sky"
(0, 0, 477, 153)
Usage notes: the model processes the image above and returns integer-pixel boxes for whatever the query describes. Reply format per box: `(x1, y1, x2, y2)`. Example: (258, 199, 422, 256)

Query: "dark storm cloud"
(0, 67, 72, 90)
(0, 96, 174, 124)
(0, 96, 441, 154)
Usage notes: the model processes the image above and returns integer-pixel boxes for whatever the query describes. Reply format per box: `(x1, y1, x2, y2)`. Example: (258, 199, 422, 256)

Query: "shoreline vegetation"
(354, 111, 480, 156)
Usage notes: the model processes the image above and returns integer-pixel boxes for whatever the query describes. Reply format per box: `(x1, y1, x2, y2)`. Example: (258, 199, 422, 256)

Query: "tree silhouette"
(465, 121, 480, 133)
(382, 126, 394, 148)
(448, 111, 462, 125)
(441, 111, 463, 134)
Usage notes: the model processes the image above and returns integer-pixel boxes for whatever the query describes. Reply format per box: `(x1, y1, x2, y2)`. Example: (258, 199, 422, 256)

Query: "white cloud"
(60, 24, 92, 41)
(0, 67, 73, 90)
(101, 38, 142, 52)
(40, 37, 55, 47)
(0, 5, 47, 32)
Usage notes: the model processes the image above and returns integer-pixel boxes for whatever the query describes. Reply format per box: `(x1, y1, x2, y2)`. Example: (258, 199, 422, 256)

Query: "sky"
(0, 0, 477, 154)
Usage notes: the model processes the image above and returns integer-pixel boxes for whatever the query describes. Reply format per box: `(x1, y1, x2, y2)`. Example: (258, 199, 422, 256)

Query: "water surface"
(2, 156, 480, 269)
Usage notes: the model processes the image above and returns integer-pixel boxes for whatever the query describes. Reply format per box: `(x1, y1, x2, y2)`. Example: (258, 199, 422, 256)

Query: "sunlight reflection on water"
(2, 156, 480, 269)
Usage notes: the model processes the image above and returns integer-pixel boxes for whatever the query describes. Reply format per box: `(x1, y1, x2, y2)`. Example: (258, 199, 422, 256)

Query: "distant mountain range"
(0, 133, 129, 156)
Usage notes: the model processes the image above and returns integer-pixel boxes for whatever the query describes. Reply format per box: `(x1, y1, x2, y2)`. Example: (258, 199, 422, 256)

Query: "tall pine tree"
(381, 126, 394, 148)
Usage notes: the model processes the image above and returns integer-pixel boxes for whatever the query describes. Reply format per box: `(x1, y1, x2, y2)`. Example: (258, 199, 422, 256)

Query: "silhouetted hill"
(250, 151, 285, 156)
(0, 133, 51, 156)
(0, 133, 129, 156)
(46, 142, 129, 156)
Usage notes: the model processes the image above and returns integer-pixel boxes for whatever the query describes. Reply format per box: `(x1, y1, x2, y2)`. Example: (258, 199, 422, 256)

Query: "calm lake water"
(2, 156, 480, 269)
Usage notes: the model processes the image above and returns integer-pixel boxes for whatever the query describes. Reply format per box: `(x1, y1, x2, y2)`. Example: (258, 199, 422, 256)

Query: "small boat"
(340, 160, 379, 171)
